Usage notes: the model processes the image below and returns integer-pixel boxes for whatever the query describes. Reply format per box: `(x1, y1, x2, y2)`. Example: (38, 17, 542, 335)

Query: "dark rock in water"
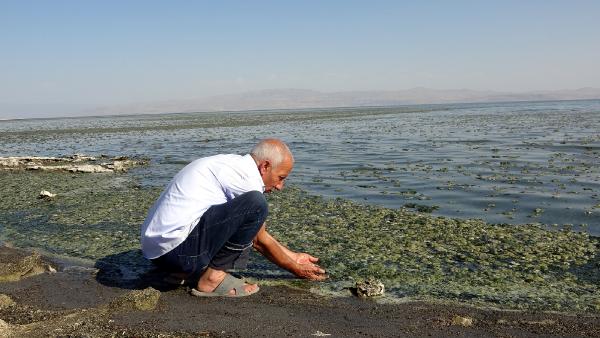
(0, 246, 54, 282)
(355, 278, 385, 298)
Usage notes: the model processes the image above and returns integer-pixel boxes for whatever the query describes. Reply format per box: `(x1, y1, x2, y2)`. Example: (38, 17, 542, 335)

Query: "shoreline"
(1, 246, 600, 337)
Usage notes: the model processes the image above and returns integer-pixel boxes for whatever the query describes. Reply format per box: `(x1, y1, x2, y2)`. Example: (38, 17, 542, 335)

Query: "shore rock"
(0, 247, 52, 282)
(107, 287, 161, 312)
(0, 155, 147, 173)
(0, 294, 15, 309)
(355, 278, 385, 298)
(452, 315, 474, 327)
(0, 319, 11, 336)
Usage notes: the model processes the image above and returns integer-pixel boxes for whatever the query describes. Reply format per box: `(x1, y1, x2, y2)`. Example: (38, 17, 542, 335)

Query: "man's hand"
(253, 225, 327, 281)
(290, 252, 327, 281)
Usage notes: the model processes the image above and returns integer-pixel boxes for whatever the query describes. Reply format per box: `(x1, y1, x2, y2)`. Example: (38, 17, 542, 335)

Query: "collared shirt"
(141, 154, 265, 259)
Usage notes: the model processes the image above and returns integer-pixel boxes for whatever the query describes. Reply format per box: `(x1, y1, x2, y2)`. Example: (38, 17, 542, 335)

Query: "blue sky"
(1, 0, 599, 109)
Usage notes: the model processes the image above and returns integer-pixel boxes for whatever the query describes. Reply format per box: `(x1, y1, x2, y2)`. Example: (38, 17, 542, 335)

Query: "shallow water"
(0, 172, 597, 312)
(1, 100, 599, 232)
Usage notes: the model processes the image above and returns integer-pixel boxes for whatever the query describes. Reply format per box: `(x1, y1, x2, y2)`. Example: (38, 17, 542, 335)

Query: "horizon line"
(2, 97, 599, 123)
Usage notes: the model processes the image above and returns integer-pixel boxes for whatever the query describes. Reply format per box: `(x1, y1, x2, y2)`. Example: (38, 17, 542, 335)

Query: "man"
(141, 138, 326, 297)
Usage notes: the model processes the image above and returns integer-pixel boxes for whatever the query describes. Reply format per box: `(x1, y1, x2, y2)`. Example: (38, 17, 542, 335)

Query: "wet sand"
(1, 246, 599, 337)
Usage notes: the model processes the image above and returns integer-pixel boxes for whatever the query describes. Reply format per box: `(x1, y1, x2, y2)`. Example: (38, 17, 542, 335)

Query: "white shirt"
(140, 154, 265, 259)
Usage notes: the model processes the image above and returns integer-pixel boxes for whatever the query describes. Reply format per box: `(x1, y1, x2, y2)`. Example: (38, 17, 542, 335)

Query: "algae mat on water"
(267, 188, 600, 312)
(0, 171, 599, 312)
(0, 171, 161, 258)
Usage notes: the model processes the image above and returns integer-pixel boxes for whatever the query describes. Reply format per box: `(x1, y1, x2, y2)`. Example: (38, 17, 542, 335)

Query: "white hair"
(250, 139, 293, 168)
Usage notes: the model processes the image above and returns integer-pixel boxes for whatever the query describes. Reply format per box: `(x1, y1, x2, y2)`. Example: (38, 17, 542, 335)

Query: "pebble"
(38, 190, 56, 199)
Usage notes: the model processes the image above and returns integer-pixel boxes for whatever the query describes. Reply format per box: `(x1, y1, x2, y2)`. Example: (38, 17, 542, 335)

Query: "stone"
(38, 190, 57, 199)
(355, 278, 385, 298)
(0, 155, 147, 173)
(451, 315, 474, 327)
(0, 294, 15, 309)
(108, 287, 161, 312)
(70, 154, 97, 162)
(103, 158, 148, 172)
(0, 319, 11, 334)
(0, 247, 49, 282)
(66, 165, 112, 173)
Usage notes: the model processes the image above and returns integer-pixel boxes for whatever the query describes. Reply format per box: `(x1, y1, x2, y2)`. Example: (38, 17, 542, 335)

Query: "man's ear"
(259, 160, 271, 175)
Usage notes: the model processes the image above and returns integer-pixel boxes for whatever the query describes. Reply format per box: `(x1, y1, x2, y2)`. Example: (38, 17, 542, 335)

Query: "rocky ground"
(0, 246, 599, 337)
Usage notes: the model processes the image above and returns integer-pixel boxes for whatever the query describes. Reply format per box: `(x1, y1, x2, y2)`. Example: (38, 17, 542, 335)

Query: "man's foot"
(196, 267, 258, 296)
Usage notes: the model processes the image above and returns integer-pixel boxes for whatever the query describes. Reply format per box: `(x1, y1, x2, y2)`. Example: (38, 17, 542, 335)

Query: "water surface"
(2, 100, 599, 232)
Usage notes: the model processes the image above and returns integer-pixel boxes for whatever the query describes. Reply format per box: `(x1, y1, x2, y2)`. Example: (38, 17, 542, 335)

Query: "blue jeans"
(152, 191, 268, 278)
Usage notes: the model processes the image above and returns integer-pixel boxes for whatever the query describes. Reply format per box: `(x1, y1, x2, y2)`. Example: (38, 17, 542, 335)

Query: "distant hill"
(92, 87, 600, 116)
(3, 87, 600, 119)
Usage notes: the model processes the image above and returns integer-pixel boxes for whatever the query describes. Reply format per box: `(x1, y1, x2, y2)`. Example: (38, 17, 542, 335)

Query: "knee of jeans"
(245, 190, 268, 219)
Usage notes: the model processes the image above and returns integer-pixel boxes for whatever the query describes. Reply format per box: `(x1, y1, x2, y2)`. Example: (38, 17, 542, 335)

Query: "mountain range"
(3, 87, 600, 119)
(94, 87, 600, 116)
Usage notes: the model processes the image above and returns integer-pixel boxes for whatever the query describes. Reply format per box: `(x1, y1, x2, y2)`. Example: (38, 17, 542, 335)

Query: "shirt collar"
(243, 154, 265, 192)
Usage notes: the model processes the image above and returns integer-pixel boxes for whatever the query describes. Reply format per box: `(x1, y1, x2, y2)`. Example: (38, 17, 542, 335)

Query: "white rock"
(38, 190, 57, 199)
(67, 164, 113, 173)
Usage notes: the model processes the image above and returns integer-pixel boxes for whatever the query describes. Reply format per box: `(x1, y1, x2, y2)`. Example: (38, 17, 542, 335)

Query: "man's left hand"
(291, 252, 327, 281)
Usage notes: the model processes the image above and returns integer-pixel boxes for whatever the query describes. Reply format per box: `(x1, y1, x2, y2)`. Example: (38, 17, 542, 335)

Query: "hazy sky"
(1, 0, 599, 109)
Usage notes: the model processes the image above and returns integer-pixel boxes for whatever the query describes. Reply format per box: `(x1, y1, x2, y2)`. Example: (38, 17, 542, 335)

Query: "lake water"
(2, 99, 600, 311)
(1, 100, 599, 233)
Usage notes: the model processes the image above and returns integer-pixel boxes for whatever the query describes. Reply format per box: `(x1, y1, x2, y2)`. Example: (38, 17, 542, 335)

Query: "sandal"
(190, 273, 259, 297)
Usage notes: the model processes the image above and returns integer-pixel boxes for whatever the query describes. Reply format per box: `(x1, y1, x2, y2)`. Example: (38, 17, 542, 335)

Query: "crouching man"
(141, 138, 326, 297)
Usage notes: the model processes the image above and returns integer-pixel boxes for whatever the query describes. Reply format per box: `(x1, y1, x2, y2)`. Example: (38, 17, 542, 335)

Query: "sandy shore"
(0, 246, 599, 337)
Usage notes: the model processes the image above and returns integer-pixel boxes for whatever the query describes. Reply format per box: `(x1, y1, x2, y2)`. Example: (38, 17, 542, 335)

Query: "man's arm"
(253, 224, 327, 281)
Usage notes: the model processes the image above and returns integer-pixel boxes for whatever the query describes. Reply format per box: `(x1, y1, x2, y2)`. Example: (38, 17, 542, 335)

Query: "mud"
(0, 246, 599, 337)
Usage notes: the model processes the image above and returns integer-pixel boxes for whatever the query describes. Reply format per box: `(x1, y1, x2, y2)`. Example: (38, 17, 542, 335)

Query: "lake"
(1, 100, 599, 311)
(2, 99, 599, 233)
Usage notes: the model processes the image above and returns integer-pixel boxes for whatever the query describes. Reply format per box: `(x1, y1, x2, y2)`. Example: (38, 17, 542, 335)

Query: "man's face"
(259, 156, 293, 193)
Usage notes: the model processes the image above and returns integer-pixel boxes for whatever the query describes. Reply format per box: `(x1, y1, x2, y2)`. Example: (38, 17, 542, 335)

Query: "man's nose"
(275, 182, 284, 190)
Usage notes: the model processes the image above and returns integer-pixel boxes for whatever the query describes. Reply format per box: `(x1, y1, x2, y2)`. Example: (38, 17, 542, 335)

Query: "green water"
(0, 171, 598, 312)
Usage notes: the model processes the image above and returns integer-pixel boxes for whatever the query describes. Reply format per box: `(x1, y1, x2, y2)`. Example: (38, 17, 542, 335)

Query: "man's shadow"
(94, 250, 296, 291)
(94, 249, 182, 291)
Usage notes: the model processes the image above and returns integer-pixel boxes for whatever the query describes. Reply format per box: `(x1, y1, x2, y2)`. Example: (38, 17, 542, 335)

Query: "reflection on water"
(1, 100, 599, 233)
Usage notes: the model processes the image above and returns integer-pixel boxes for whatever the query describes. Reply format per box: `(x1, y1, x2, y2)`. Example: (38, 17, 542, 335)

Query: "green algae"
(1, 171, 599, 312)
(0, 171, 160, 259)
(266, 187, 600, 312)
